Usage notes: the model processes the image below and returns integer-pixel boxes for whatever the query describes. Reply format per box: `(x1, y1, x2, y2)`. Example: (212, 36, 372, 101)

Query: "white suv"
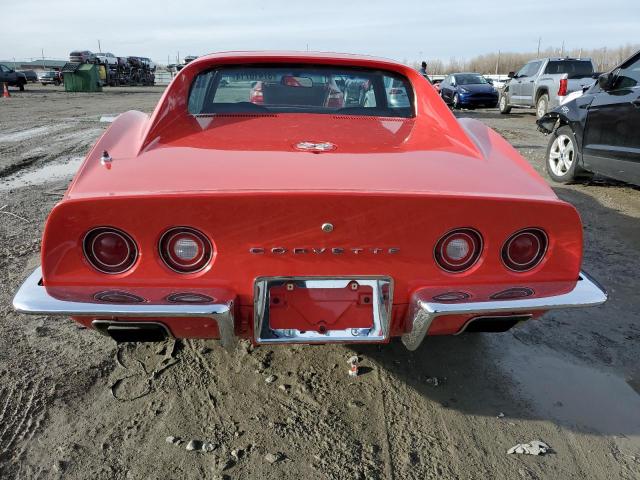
(96, 52, 118, 66)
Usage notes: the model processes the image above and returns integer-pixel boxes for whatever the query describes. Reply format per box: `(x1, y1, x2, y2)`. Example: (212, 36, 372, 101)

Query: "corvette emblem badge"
(295, 141, 336, 152)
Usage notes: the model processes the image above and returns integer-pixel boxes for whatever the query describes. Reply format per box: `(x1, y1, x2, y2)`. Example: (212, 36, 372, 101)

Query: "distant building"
(0, 59, 67, 71)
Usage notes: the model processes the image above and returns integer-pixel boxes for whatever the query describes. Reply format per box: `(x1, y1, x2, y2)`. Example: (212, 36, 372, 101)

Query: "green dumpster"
(64, 63, 102, 92)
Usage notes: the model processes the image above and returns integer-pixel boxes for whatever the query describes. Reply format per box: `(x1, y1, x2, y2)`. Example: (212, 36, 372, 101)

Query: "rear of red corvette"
(13, 52, 607, 350)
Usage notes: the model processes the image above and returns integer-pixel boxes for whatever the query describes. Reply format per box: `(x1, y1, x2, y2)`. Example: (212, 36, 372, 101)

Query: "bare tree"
(408, 43, 639, 74)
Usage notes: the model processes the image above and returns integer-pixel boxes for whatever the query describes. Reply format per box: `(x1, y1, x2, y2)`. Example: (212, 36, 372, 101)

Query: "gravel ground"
(1, 86, 639, 479)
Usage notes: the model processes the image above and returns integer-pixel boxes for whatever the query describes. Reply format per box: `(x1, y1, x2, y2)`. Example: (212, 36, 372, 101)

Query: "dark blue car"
(440, 73, 499, 109)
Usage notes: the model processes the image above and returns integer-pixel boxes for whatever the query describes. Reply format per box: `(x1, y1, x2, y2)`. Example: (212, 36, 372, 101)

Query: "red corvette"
(13, 52, 607, 350)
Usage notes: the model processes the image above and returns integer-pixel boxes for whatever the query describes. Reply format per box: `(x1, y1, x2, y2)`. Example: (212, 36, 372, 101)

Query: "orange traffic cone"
(2, 83, 9, 98)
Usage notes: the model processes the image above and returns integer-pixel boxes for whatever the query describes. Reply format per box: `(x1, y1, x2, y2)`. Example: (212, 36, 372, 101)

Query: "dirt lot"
(1, 86, 639, 480)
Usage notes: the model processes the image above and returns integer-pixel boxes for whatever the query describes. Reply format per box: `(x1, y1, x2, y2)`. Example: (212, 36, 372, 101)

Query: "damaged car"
(13, 52, 607, 350)
(538, 49, 640, 185)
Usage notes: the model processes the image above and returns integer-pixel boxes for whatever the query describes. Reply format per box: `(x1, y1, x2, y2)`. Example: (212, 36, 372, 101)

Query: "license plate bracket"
(254, 277, 392, 344)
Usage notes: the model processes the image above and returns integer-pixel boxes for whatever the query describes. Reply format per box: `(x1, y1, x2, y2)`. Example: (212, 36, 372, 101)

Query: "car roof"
(191, 50, 405, 68)
(539, 57, 592, 61)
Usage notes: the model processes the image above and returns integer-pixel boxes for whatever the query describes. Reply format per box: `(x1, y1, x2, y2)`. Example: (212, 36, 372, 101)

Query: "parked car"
(439, 73, 499, 109)
(18, 70, 38, 83)
(12, 52, 606, 350)
(537, 50, 640, 185)
(486, 77, 506, 90)
(69, 50, 97, 64)
(342, 77, 370, 106)
(139, 57, 156, 71)
(0, 64, 27, 90)
(363, 76, 410, 108)
(95, 52, 118, 66)
(500, 57, 596, 118)
(248, 72, 345, 108)
(127, 56, 143, 68)
(38, 70, 63, 86)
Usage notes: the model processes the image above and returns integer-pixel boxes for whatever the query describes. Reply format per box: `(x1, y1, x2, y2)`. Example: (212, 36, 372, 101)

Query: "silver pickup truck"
(499, 57, 597, 118)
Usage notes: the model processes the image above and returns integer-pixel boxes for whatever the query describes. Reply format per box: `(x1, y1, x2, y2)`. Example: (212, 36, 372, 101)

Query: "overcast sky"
(1, 0, 638, 64)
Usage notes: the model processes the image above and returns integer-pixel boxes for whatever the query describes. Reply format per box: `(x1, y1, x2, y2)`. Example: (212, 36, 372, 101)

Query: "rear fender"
(535, 86, 549, 102)
(536, 111, 564, 134)
(536, 98, 582, 135)
(536, 91, 591, 140)
(66, 110, 149, 195)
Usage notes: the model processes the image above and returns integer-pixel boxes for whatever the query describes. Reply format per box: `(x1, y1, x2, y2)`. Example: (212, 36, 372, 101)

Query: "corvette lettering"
(249, 247, 400, 255)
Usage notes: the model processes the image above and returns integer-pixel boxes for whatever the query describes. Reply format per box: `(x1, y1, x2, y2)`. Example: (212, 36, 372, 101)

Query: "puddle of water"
(0, 126, 54, 143)
(100, 115, 119, 123)
(498, 340, 640, 435)
(0, 157, 83, 192)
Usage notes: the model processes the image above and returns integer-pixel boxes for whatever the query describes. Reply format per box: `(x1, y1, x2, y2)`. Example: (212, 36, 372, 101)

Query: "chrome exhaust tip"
(457, 314, 532, 334)
(92, 320, 170, 342)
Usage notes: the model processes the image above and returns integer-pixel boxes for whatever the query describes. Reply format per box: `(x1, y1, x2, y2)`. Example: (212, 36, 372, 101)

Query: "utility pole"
(41, 49, 45, 69)
(98, 39, 101, 53)
(495, 50, 500, 74)
(177, 51, 180, 64)
(537, 37, 541, 58)
(561, 41, 565, 57)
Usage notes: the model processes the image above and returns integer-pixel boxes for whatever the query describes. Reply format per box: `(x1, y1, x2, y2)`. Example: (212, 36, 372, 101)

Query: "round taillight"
(159, 227, 212, 273)
(502, 228, 547, 272)
(83, 227, 138, 274)
(434, 228, 483, 273)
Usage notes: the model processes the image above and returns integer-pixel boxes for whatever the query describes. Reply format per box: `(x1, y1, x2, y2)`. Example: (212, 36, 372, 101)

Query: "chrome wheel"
(453, 93, 460, 109)
(536, 96, 548, 118)
(548, 134, 575, 176)
(499, 94, 511, 113)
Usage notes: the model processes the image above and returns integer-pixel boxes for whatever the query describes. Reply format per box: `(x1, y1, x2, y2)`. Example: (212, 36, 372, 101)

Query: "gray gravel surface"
(1, 88, 639, 479)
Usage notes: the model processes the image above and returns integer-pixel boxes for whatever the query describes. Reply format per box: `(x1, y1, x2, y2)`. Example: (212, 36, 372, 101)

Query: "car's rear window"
(544, 60, 594, 78)
(188, 65, 414, 117)
(455, 74, 489, 85)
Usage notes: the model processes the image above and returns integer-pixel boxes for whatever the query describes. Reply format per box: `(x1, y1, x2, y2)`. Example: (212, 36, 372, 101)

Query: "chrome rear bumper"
(12, 267, 236, 348)
(13, 268, 607, 351)
(401, 271, 607, 350)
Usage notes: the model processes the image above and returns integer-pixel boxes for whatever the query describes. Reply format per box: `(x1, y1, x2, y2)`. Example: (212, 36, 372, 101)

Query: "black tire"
(41, 82, 46, 86)
(545, 125, 590, 183)
(18, 81, 25, 91)
(536, 93, 549, 119)
(499, 93, 511, 114)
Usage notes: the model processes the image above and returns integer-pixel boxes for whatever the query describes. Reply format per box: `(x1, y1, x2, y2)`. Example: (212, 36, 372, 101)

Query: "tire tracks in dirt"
(375, 365, 396, 480)
(0, 123, 104, 179)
